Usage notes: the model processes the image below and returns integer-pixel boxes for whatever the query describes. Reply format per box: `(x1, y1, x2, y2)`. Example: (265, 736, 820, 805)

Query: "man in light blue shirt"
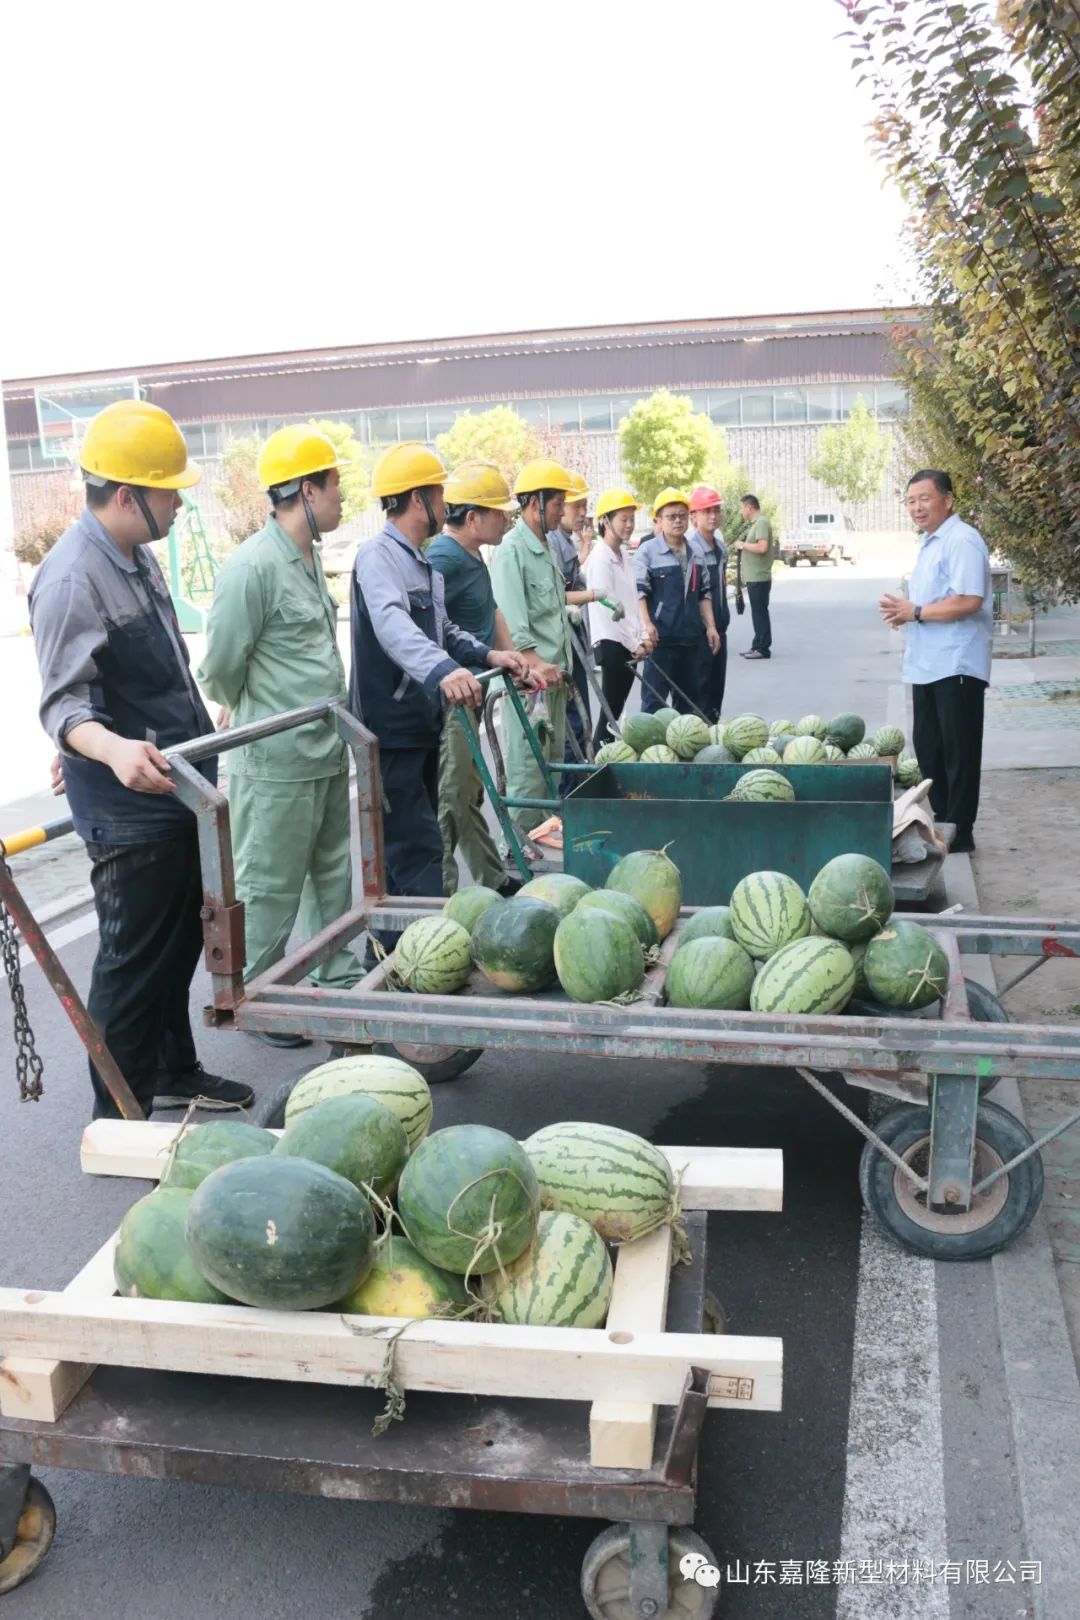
(880, 469, 993, 853)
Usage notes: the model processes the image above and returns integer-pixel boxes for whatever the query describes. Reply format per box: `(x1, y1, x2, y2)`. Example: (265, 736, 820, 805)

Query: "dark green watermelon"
(471, 896, 560, 992)
(273, 1093, 409, 1201)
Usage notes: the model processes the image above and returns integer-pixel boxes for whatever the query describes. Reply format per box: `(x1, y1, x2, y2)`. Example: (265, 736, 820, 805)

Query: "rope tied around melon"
(845, 884, 886, 931)
(903, 948, 948, 1006)
(444, 1166, 535, 1295)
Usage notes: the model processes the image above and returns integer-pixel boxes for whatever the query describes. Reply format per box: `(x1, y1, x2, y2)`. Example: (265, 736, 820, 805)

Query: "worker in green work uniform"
(490, 458, 575, 859)
(198, 426, 361, 1047)
(427, 460, 527, 897)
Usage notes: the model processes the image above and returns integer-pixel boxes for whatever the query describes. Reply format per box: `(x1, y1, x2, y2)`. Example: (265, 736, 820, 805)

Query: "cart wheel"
(373, 1041, 483, 1085)
(859, 1100, 1043, 1260)
(581, 1525, 719, 1620)
(962, 980, 1008, 1094)
(0, 1478, 55, 1595)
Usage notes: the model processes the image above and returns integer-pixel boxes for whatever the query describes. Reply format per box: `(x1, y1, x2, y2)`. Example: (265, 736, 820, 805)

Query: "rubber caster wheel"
(581, 1526, 719, 1620)
(859, 1099, 1043, 1260)
(372, 1041, 482, 1085)
(0, 1478, 56, 1595)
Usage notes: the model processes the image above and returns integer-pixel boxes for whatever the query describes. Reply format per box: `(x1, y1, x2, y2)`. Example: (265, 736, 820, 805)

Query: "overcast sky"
(1, 0, 914, 382)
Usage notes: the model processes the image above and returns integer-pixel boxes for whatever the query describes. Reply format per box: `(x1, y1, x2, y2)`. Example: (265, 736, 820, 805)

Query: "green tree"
(617, 390, 713, 507)
(841, 0, 1080, 591)
(807, 395, 890, 514)
(436, 406, 540, 486)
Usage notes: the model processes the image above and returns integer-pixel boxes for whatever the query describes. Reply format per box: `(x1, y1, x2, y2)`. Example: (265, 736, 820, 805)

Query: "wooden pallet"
(0, 1125, 784, 1469)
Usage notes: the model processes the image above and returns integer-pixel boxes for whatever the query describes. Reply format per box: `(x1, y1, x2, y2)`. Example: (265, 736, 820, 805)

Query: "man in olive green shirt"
(198, 428, 361, 1038)
(738, 494, 777, 661)
(490, 458, 574, 854)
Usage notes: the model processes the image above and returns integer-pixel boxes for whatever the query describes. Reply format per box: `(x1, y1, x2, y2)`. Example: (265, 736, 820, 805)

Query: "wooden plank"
(590, 1223, 674, 1468)
(0, 1232, 117, 1420)
(0, 1289, 782, 1415)
(79, 1122, 784, 1211)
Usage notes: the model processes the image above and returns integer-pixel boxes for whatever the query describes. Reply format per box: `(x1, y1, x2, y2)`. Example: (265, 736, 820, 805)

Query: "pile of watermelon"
(591, 710, 917, 783)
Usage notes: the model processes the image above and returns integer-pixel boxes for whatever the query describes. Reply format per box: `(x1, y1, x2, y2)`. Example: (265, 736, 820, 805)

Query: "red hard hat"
(689, 485, 722, 512)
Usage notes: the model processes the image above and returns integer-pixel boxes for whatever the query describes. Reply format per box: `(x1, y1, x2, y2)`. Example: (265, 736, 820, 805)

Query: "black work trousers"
(698, 635, 728, 724)
(747, 580, 773, 656)
(641, 642, 702, 715)
(911, 674, 987, 839)
(559, 645, 592, 797)
(86, 829, 204, 1120)
(592, 640, 638, 750)
(378, 745, 443, 953)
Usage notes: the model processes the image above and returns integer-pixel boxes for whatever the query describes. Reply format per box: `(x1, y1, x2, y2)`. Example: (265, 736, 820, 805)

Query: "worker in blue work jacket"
(634, 488, 721, 714)
(689, 484, 730, 722)
(349, 443, 528, 943)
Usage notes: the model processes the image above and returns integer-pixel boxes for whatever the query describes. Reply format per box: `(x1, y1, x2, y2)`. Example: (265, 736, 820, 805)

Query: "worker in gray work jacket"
(349, 443, 527, 932)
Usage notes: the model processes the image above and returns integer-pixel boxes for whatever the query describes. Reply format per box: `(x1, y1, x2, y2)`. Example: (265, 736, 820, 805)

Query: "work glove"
(598, 596, 625, 622)
(566, 605, 583, 626)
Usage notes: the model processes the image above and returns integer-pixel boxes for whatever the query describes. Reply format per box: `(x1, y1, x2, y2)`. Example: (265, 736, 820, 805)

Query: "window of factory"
(806, 385, 841, 422)
(741, 390, 775, 426)
(367, 410, 399, 445)
(874, 382, 907, 420)
(397, 409, 429, 441)
(708, 391, 741, 426)
(580, 397, 614, 432)
(546, 398, 581, 431)
(774, 387, 808, 424)
(426, 406, 458, 438)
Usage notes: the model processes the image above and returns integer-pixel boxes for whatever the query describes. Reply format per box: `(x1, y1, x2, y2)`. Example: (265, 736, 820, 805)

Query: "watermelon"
(445, 885, 502, 936)
(335, 1233, 469, 1318)
(808, 854, 895, 943)
(872, 725, 906, 757)
(606, 848, 682, 940)
(114, 1187, 230, 1303)
(849, 939, 871, 998)
(896, 753, 923, 788)
(640, 744, 678, 764)
(483, 1211, 613, 1328)
(283, 1054, 432, 1151)
(695, 744, 736, 764)
(741, 746, 781, 765)
(575, 889, 659, 951)
(621, 712, 667, 753)
(594, 740, 637, 766)
(729, 870, 811, 959)
(186, 1156, 376, 1310)
(707, 722, 727, 747)
(846, 742, 879, 760)
(397, 1124, 540, 1277)
(523, 1121, 677, 1243)
(730, 767, 796, 803)
(863, 921, 950, 1009)
(826, 713, 865, 751)
(554, 910, 645, 1003)
(750, 935, 856, 1014)
(666, 714, 711, 759)
(795, 714, 828, 740)
(161, 1120, 276, 1191)
(471, 896, 560, 992)
(724, 714, 769, 758)
(652, 706, 679, 730)
(783, 735, 827, 764)
(394, 915, 471, 993)
(823, 743, 845, 762)
(768, 718, 793, 737)
(519, 872, 591, 917)
(666, 936, 755, 1010)
(274, 1093, 409, 1202)
(678, 905, 735, 945)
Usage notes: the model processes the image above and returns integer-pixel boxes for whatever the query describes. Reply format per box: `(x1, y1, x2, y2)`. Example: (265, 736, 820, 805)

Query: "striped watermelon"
(445, 885, 502, 936)
(594, 740, 638, 765)
(397, 1124, 540, 1277)
(606, 848, 682, 940)
(666, 715, 711, 759)
(730, 767, 796, 803)
(575, 889, 658, 951)
(724, 713, 770, 758)
(823, 743, 844, 762)
(783, 735, 827, 764)
(729, 871, 811, 959)
(846, 742, 878, 760)
(695, 743, 737, 763)
(808, 854, 894, 943)
(666, 936, 755, 1010)
(653, 707, 679, 730)
(523, 1121, 678, 1243)
(621, 712, 667, 753)
(768, 718, 794, 737)
(274, 1094, 409, 1202)
(872, 725, 905, 757)
(678, 905, 735, 946)
(826, 713, 865, 751)
(895, 753, 922, 787)
(750, 935, 856, 1014)
(394, 916, 472, 993)
(554, 910, 645, 1003)
(707, 722, 727, 747)
(283, 1054, 432, 1151)
(519, 872, 591, 917)
(483, 1211, 613, 1328)
(335, 1233, 469, 1318)
(640, 744, 679, 763)
(795, 714, 828, 740)
(741, 746, 781, 765)
(863, 921, 949, 1009)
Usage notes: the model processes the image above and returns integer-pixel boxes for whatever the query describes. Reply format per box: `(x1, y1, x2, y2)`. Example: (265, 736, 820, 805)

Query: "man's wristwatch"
(913, 604, 923, 623)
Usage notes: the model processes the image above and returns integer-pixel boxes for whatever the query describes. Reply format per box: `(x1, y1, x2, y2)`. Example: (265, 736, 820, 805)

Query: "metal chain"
(0, 849, 44, 1102)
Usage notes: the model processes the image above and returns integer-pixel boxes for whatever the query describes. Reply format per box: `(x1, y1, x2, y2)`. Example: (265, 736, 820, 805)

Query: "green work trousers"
(501, 683, 567, 847)
(438, 709, 505, 895)
(228, 771, 361, 988)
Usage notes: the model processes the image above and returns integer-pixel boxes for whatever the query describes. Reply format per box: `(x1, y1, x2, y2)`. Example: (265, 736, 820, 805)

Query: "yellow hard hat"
(372, 441, 448, 498)
(443, 460, 517, 511)
(563, 471, 590, 504)
(513, 457, 577, 497)
(258, 426, 339, 492)
(80, 399, 200, 490)
(595, 487, 639, 519)
(652, 487, 691, 518)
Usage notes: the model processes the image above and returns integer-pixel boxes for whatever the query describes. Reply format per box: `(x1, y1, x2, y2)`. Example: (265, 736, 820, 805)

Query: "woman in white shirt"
(584, 488, 651, 749)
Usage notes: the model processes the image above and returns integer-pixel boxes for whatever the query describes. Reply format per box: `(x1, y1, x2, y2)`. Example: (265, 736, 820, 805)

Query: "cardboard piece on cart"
(892, 780, 947, 863)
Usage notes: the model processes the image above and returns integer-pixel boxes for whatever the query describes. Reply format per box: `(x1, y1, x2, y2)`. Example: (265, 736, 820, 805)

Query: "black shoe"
(153, 1062, 255, 1112)
(252, 1030, 313, 1050)
(497, 875, 525, 897)
(950, 833, 976, 854)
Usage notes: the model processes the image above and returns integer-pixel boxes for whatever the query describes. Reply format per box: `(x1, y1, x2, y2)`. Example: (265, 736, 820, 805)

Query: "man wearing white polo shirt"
(880, 469, 993, 854)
